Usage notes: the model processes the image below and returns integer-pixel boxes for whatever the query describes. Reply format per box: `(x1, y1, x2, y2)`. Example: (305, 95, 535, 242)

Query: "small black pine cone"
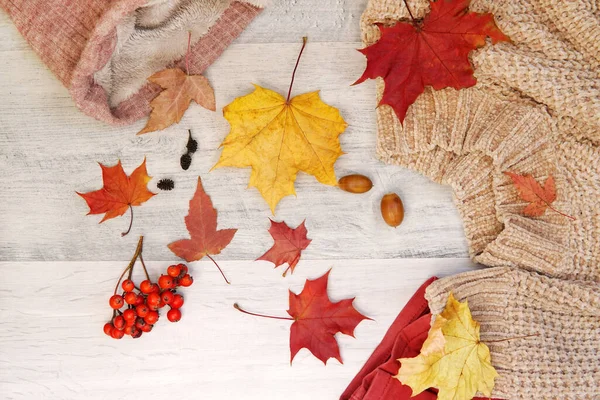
(186, 138, 198, 154)
(180, 153, 192, 170)
(157, 178, 175, 191)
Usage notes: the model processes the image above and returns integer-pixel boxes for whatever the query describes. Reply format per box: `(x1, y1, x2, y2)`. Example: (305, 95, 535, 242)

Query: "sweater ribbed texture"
(360, 0, 600, 398)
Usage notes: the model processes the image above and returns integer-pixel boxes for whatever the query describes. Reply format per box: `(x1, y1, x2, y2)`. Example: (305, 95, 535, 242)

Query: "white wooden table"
(0, 1, 479, 399)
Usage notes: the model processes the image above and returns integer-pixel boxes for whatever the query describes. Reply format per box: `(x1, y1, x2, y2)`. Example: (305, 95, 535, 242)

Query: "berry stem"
(402, 0, 416, 21)
(121, 205, 134, 237)
(114, 236, 144, 294)
(185, 31, 191, 76)
(487, 333, 540, 343)
(206, 254, 230, 284)
(233, 303, 294, 320)
(138, 253, 151, 281)
(286, 37, 308, 103)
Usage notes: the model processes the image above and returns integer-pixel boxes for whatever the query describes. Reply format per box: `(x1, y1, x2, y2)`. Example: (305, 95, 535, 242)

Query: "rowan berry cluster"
(103, 237, 193, 340)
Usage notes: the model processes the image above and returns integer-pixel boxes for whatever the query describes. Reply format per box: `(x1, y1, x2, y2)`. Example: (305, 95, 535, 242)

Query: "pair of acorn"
(338, 174, 404, 227)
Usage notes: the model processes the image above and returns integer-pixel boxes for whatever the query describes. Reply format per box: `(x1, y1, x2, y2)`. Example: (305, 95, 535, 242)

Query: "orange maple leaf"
(355, 0, 510, 123)
(138, 68, 216, 134)
(168, 177, 237, 283)
(77, 159, 155, 236)
(256, 220, 312, 277)
(505, 171, 575, 220)
(234, 270, 371, 365)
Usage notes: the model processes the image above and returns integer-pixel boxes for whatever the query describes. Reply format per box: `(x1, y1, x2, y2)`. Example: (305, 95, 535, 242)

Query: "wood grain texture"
(0, 2, 480, 399)
(0, 34, 468, 262)
(0, 259, 478, 399)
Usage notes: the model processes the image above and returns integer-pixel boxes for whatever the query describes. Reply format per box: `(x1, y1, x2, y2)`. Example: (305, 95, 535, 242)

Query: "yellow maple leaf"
(396, 293, 498, 400)
(213, 38, 347, 213)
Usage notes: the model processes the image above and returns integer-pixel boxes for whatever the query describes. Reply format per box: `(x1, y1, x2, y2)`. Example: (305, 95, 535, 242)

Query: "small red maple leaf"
(234, 270, 371, 365)
(355, 0, 510, 123)
(77, 158, 155, 236)
(505, 171, 575, 220)
(256, 219, 312, 276)
(168, 177, 237, 283)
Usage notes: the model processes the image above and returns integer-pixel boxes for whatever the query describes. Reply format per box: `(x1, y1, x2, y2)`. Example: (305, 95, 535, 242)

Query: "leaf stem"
(233, 303, 294, 320)
(186, 31, 191, 76)
(286, 37, 308, 103)
(206, 254, 230, 284)
(486, 333, 540, 343)
(546, 204, 576, 221)
(402, 0, 416, 22)
(121, 205, 134, 237)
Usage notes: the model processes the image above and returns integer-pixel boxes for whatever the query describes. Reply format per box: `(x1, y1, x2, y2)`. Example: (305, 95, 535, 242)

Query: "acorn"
(381, 193, 404, 227)
(338, 174, 373, 194)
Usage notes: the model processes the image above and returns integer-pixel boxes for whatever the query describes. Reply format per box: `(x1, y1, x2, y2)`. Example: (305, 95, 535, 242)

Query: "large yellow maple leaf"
(213, 39, 347, 213)
(396, 293, 498, 400)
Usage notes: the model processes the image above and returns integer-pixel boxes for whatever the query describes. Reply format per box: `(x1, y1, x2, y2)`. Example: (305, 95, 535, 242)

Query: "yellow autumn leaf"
(396, 293, 498, 400)
(213, 38, 347, 213)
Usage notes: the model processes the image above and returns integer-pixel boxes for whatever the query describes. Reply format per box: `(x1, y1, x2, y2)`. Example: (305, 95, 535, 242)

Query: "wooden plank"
(0, 258, 478, 399)
(0, 40, 468, 261)
(0, 0, 368, 51)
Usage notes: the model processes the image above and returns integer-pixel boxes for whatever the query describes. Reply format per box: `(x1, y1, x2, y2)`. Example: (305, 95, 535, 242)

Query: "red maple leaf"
(235, 270, 371, 364)
(168, 177, 237, 283)
(77, 158, 155, 236)
(355, 0, 510, 123)
(256, 220, 312, 276)
(504, 171, 575, 220)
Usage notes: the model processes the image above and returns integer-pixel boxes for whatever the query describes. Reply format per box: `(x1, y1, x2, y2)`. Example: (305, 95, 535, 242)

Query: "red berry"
(135, 304, 149, 318)
(161, 290, 174, 305)
(170, 294, 184, 309)
(135, 317, 147, 330)
(158, 275, 174, 289)
(179, 274, 194, 287)
(109, 294, 124, 309)
(111, 328, 125, 339)
(122, 279, 135, 292)
(141, 324, 153, 333)
(134, 294, 145, 306)
(123, 309, 137, 325)
(167, 264, 181, 278)
(178, 264, 188, 277)
(124, 325, 136, 336)
(124, 291, 138, 305)
(150, 283, 160, 293)
(140, 280, 153, 294)
(147, 292, 161, 306)
(131, 328, 142, 339)
(167, 308, 182, 322)
(144, 311, 159, 325)
(113, 315, 126, 330)
(103, 323, 113, 336)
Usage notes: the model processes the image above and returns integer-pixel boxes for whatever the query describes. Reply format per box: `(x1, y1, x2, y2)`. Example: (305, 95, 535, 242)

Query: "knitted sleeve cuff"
(424, 267, 600, 399)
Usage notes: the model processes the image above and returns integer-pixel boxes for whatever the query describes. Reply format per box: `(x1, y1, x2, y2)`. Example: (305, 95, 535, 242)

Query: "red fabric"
(341, 277, 501, 400)
(341, 277, 437, 400)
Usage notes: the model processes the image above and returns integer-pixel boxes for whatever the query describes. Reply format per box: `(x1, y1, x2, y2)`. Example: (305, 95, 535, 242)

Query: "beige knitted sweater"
(360, 0, 600, 398)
